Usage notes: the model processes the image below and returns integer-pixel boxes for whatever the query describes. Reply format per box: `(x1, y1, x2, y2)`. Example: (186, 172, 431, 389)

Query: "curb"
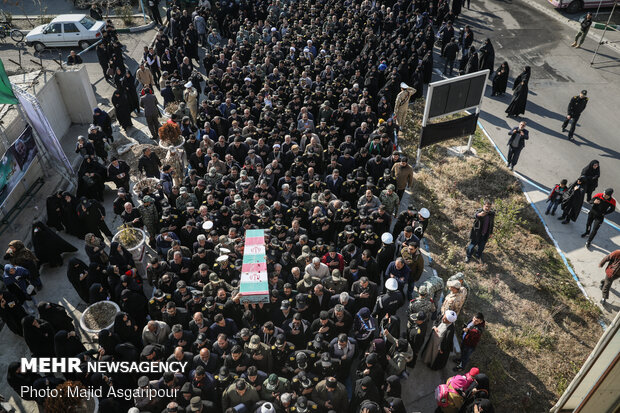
(117, 20, 155, 33)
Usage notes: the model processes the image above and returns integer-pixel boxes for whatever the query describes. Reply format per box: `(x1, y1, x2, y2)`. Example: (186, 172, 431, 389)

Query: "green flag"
(0, 59, 18, 105)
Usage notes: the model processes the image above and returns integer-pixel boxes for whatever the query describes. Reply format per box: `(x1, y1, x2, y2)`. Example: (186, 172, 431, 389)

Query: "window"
(64, 23, 80, 33)
(80, 16, 96, 30)
(47, 23, 62, 34)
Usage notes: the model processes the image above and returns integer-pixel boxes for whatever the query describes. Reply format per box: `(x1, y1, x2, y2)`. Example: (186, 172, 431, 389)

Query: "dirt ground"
(399, 102, 602, 412)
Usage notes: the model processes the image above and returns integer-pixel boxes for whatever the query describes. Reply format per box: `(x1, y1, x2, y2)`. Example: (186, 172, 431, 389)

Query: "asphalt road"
(437, 0, 620, 228)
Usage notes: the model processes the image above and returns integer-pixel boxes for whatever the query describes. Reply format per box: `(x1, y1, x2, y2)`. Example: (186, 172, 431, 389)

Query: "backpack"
(435, 384, 459, 407)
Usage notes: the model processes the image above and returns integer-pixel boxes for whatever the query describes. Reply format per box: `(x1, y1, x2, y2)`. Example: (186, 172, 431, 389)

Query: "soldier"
(292, 371, 319, 397)
(270, 218, 290, 242)
(407, 311, 429, 369)
(159, 208, 181, 234)
(186, 290, 207, 315)
(360, 225, 380, 256)
(260, 373, 291, 401)
(311, 238, 329, 258)
(333, 201, 357, 234)
(290, 350, 317, 375)
(379, 185, 400, 216)
(373, 278, 404, 319)
(393, 206, 417, 239)
(212, 255, 239, 281)
(562, 90, 588, 140)
(336, 225, 359, 250)
(447, 272, 470, 304)
(148, 289, 172, 321)
(340, 174, 359, 205)
(422, 273, 445, 317)
(413, 207, 431, 238)
(377, 169, 396, 191)
(291, 396, 318, 413)
(408, 285, 436, 322)
(271, 334, 296, 377)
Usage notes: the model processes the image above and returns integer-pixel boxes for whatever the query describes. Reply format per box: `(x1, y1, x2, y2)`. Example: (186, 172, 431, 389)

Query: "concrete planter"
(112, 227, 147, 276)
(79, 300, 120, 334)
(131, 177, 161, 200)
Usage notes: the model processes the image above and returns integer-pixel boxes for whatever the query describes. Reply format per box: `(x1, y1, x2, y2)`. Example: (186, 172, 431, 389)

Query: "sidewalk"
(521, 181, 620, 323)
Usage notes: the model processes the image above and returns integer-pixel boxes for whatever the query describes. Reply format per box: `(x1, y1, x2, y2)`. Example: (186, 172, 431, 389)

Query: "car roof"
(51, 14, 87, 23)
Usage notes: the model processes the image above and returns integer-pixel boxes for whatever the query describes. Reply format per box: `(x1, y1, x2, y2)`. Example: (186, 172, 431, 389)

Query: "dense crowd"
(0, 0, 503, 412)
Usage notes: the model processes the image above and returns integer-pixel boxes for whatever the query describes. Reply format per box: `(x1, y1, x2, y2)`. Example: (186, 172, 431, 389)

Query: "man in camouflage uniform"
(447, 272, 470, 304)
(379, 184, 400, 216)
(139, 196, 159, 243)
(407, 285, 435, 322)
(422, 273, 445, 318)
(204, 167, 223, 187)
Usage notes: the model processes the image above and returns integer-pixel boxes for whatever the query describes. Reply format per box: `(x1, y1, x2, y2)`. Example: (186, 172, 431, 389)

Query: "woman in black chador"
(580, 159, 600, 202)
(31, 220, 77, 267)
(559, 176, 586, 224)
(67, 257, 92, 302)
(492, 62, 510, 96)
(506, 66, 531, 117)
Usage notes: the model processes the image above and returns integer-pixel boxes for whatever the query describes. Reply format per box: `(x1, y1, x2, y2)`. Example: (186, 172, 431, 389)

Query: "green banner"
(0, 59, 18, 105)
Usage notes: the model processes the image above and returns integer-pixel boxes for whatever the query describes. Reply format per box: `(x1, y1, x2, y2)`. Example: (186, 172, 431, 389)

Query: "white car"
(25, 14, 105, 52)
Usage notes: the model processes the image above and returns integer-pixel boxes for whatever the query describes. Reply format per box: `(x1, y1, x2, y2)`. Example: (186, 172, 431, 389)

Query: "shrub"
(492, 197, 526, 246)
(115, 4, 133, 26)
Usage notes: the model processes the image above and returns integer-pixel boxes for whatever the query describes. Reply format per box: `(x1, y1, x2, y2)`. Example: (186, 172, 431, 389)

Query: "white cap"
(290, 47, 296, 51)
(261, 403, 275, 413)
(303, 47, 310, 53)
(400, 82, 410, 89)
(385, 278, 398, 291)
(244, 77, 251, 82)
(202, 220, 214, 231)
(419, 208, 430, 219)
(381, 233, 393, 244)
(445, 310, 457, 323)
(220, 247, 231, 254)
(271, 27, 277, 32)
(185, 81, 193, 88)
(216, 255, 229, 263)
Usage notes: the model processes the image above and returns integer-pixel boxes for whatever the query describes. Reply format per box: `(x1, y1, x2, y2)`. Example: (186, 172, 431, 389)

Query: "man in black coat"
(562, 90, 588, 140)
(138, 147, 162, 178)
(443, 38, 459, 76)
(506, 121, 529, 171)
(107, 157, 131, 191)
(465, 200, 495, 263)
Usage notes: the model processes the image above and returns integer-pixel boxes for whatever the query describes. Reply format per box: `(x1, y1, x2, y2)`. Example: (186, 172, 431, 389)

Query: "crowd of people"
(19, 0, 608, 411)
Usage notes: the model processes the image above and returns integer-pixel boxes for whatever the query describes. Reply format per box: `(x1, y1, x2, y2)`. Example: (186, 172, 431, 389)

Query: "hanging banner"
(239, 229, 270, 303)
(0, 59, 18, 105)
(13, 87, 74, 174)
(0, 126, 38, 206)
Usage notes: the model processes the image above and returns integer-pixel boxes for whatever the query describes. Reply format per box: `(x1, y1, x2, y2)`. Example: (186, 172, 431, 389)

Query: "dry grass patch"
(399, 104, 601, 412)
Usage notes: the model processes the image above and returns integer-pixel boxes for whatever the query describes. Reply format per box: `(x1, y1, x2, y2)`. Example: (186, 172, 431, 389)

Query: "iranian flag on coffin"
(239, 229, 269, 303)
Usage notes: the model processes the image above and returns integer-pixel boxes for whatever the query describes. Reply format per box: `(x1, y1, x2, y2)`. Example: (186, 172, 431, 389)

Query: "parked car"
(25, 14, 105, 52)
(549, 0, 616, 14)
